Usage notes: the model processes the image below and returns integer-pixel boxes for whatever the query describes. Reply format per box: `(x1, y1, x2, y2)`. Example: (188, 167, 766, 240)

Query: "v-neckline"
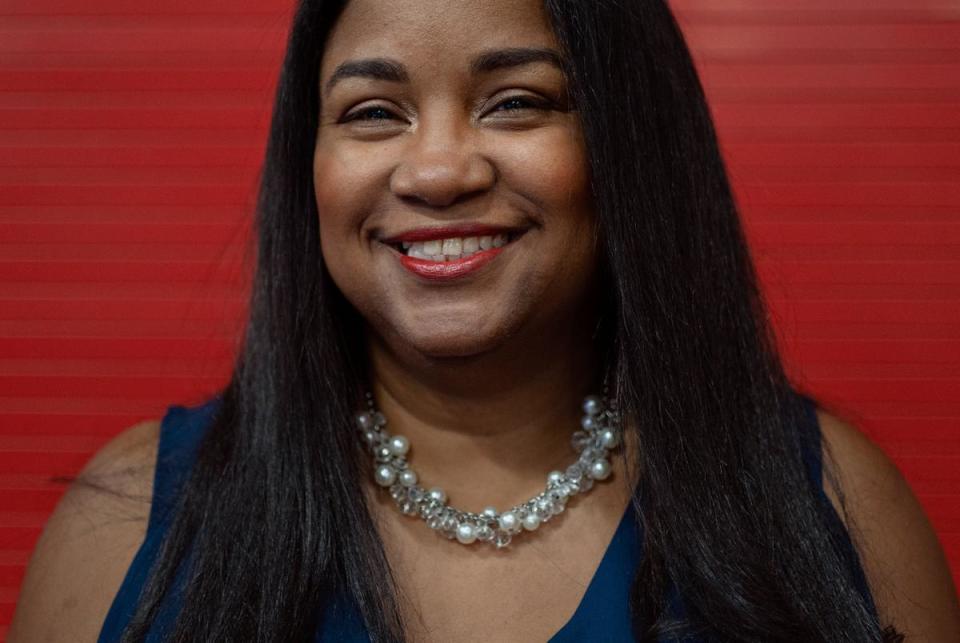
(313, 499, 644, 643)
(547, 498, 643, 641)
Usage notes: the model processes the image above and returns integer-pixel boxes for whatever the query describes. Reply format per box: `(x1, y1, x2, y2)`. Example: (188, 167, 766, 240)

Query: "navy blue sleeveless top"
(98, 394, 878, 642)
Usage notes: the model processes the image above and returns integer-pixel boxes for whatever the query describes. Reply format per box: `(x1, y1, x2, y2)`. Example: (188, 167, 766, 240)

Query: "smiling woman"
(9, 0, 960, 642)
(312, 11, 597, 362)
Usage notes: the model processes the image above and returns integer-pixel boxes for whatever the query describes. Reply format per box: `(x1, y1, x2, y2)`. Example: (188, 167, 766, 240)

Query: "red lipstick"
(397, 245, 506, 281)
(378, 224, 528, 282)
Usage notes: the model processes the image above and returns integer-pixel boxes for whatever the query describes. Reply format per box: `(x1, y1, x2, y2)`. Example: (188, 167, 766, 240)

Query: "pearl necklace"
(354, 389, 622, 549)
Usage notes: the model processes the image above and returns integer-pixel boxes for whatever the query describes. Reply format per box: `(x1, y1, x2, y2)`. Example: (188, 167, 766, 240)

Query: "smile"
(381, 231, 527, 281)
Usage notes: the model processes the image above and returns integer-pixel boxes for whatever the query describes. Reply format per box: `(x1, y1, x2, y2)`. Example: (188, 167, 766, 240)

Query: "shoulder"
(814, 407, 960, 640)
(9, 418, 162, 643)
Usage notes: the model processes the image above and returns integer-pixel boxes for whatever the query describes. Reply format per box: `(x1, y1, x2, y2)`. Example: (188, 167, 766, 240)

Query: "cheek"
(312, 146, 379, 257)
(313, 149, 353, 234)
(523, 128, 599, 297)
(312, 148, 372, 303)
(514, 128, 596, 267)
(513, 126, 593, 226)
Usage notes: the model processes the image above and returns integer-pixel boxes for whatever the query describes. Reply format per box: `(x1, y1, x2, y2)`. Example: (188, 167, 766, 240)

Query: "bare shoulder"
(9, 418, 162, 643)
(815, 408, 960, 641)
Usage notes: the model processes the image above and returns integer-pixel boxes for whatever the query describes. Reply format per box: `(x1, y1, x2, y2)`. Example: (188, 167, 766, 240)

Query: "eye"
(341, 104, 399, 124)
(490, 95, 552, 113)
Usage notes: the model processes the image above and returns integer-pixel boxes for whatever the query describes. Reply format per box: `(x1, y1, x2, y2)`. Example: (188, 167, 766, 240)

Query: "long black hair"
(112, 0, 904, 640)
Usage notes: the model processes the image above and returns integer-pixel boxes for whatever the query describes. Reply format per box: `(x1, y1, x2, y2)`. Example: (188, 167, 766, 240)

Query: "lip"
(397, 246, 506, 281)
(379, 223, 527, 244)
(380, 229, 527, 282)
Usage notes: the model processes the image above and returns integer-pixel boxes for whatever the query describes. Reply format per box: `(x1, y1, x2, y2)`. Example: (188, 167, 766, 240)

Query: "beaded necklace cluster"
(354, 383, 622, 549)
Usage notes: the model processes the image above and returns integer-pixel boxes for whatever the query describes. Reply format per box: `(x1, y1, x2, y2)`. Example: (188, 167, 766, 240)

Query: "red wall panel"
(1, 0, 958, 637)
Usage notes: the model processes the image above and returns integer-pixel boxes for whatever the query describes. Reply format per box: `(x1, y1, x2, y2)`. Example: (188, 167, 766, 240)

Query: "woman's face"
(314, 0, 599, 359)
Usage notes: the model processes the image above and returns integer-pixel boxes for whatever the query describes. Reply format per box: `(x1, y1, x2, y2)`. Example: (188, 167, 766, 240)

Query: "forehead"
(320, 0, 559, 76)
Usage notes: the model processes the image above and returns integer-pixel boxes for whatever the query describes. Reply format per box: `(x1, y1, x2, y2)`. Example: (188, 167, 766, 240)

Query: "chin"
(402, 329, 505, 359)
(417, 343, 497, 360)
(385, 312, 518, 360)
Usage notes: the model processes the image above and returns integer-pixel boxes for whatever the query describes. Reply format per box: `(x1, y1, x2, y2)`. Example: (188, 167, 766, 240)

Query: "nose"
(389, 112, 496, 208)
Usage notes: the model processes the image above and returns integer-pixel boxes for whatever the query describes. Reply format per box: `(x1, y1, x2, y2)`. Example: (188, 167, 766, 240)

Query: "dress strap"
(146, 395, 222, 535)
(794, 393, 823, 488)
(97, 395, 221, 643)
(793, 392, 881, 620)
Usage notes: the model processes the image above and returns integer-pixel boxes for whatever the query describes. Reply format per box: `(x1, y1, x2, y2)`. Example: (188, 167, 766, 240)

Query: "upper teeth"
(402, 234, 508, 261)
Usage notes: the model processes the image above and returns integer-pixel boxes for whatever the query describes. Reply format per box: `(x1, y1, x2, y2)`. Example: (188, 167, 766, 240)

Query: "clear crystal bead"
(477, 524, 494, 541)
(494, 531, 512, 549)
(442, 514, 457, 531)
(571, 431, 591, 452)
(427, 515, 444, 530)
(579, 447, 601, 465)
(389, 484, 406, 500)
(372, 411, 386, 426)
(566, 463, 584, 479)
(400, 499, 417, 515)
(376, 446, 393, 461)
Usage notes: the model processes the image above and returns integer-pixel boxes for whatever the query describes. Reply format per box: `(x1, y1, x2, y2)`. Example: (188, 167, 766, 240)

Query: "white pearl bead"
(547, 470, 564, 485)
(482, 506, 498, 520)
(582, 395, 603, 416)
(589, 458, 612, 481)
(388, 435, 410, 456)
(355, 412, 373, 430)
(428, 487, 447, 503)
(599, 429, 619, 449)
(399, 469, 418, 486)
(374, 465, 396, 487)
(455, 522, 477, 544)
(498, 511, 520, 533)
(522, 512, 541, 531)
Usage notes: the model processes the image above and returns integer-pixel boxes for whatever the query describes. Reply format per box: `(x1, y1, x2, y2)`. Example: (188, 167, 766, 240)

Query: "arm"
(816, 408, 960, 641)
(8, 419, 161, 643)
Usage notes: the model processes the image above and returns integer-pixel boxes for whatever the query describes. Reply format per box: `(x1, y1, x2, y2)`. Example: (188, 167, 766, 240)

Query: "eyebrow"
(322, 47, 567, 98)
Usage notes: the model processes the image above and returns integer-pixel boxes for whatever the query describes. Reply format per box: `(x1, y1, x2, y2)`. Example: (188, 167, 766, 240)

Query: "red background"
(1, 0, 958, 637)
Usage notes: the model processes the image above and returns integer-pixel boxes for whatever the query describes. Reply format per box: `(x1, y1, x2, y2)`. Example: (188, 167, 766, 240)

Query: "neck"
(362, 319, 604, 512)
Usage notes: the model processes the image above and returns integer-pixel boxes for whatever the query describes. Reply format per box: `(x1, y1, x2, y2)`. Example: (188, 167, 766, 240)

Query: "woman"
(11, 0, 959, 641)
